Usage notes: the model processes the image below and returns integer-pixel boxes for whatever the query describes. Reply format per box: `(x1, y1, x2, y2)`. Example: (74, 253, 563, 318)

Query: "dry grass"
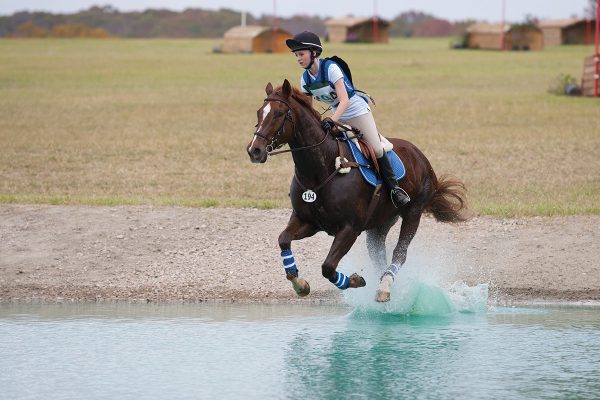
(0, 38, 598, 215)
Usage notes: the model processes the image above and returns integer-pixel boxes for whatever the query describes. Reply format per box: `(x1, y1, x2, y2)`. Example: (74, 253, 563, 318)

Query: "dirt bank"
(1, 205, 599, 304)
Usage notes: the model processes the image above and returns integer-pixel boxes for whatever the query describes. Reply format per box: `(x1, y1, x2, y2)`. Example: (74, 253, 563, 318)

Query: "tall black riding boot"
(377, 153, 410, 208)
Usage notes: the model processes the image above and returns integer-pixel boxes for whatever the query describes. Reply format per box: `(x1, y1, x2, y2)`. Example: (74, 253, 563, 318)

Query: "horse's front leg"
(322, 225, 366, 290)
(278, 212, 319, 297)
(376, 208, 422, 302)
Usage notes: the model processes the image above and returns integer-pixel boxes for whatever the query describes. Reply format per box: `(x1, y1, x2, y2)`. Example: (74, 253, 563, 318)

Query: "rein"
(268, 131, 329, 156)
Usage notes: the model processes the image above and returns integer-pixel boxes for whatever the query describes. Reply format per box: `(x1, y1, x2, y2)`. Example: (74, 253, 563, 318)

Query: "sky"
(0, 0, 592, 22)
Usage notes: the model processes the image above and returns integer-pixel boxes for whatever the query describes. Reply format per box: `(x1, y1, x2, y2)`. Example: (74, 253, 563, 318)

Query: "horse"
(246, 79, 468, 302)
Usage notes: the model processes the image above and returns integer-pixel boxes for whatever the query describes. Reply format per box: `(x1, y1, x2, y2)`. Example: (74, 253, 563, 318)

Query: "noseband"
(253, 97, 295, 153)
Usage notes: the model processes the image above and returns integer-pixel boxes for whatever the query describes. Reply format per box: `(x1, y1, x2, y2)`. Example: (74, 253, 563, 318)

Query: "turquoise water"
(1, 301, 600, 400)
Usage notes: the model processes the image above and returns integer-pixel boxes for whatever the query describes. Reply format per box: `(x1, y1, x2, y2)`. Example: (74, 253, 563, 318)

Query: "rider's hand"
(321, 117, 335, 132)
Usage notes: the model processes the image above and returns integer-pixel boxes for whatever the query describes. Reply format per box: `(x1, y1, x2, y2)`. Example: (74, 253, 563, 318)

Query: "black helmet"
(286, 31, 322, 55)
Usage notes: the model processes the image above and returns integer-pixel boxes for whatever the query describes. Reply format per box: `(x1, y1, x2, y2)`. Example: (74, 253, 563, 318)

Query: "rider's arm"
(330, 78, 349, 122)
(300, 76, 310, 95)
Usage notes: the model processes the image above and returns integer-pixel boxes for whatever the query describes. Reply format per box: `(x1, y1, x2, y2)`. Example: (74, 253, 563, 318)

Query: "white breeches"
(340, 111, 384, 158)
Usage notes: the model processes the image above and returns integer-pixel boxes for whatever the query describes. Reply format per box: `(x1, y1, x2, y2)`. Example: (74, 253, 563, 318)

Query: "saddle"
(335, 127, 406, 188)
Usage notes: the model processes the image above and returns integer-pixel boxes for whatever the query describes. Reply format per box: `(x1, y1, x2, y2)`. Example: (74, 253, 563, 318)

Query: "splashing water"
(340, 250, 488, 316)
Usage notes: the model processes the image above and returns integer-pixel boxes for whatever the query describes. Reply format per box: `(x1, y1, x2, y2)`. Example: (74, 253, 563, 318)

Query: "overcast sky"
(0, 0, 592, 22)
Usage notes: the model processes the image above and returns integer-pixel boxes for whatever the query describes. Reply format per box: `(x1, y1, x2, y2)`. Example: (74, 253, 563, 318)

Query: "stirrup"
(391, 187, 410, 208)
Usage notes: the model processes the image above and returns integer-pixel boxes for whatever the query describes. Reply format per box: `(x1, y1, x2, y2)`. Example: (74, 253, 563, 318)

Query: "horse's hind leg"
(391, 208, 422, 267)
(322, 225, 365, 290)
(376, 208, 423, 302)
(366, 216, 398, 270)
(278, 211, 319, 297)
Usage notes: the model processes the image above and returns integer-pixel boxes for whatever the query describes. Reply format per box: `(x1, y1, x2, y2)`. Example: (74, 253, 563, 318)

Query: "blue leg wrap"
(385, 263, 401, 278)
(330, 271, 350, 290)
(281, 249, 298, 275)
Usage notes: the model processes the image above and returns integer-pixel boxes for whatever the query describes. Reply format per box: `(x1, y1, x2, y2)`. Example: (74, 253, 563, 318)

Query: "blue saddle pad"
(344, 136, 406, 187)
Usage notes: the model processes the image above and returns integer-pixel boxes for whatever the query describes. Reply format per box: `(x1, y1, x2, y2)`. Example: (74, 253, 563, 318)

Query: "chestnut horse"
(247, 80, 467, 302)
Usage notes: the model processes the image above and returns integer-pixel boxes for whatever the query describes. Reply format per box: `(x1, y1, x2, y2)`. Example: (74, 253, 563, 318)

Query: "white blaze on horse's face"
(248, 103, 272, 152)
(256, 103, 272, 135)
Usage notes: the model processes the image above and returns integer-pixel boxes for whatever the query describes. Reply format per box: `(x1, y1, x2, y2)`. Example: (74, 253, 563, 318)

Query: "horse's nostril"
(252, 148, 261, 156)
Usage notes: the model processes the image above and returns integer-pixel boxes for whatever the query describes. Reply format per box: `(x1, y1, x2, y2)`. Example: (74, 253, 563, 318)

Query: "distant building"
(538, 19, 597, 46)
(325, 17, 389, 43)
(465, 23, 544, 51)
(222, 26, 291, 53)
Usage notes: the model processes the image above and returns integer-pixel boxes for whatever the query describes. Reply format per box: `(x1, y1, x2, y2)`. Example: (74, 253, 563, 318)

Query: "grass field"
(0, 38, 598, 216)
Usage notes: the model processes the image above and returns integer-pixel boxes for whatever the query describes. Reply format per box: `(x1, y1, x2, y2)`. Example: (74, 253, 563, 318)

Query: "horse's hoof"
(375, 290, 390, 302)
(349, 273, 366, 288)
(291, 277, 310, 297)
(375, 274, 393, 302)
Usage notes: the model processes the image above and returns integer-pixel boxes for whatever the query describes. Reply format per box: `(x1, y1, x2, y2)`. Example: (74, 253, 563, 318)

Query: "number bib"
(302, 190, 317, 203)
(304, 82, 339, 106)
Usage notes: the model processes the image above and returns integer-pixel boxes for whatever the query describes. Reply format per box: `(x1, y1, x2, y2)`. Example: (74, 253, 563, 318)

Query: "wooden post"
(586, 18, 591, 45)
(595, 0, 599, 96)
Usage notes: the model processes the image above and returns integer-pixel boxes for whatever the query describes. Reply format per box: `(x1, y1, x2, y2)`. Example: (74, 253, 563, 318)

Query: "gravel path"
(1, 205, 599, 304)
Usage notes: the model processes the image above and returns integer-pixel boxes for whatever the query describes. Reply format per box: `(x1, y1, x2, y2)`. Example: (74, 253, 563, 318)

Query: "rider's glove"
(321, 117, 335, 132)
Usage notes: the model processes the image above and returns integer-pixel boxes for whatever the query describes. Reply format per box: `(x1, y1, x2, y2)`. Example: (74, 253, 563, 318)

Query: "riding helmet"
(286, 31, 322, 56)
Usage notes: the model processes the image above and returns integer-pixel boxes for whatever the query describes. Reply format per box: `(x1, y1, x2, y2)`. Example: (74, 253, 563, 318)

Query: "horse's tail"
(425, 175, 469, 223)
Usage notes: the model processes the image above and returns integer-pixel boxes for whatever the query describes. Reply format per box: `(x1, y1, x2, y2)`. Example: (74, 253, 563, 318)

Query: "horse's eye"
(254, 124, 258, 128)
(274, 111, 283, 117)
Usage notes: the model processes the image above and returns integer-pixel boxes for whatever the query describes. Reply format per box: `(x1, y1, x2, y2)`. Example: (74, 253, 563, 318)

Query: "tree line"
(0, 6, 468, 38)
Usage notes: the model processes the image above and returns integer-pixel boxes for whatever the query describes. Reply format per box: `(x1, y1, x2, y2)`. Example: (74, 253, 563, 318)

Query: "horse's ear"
(282, 79, 292, 98)
(265, 82, 273, 95)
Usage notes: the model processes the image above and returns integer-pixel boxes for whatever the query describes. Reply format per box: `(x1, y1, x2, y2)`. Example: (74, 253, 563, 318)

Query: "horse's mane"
(273, 85, 322, 122)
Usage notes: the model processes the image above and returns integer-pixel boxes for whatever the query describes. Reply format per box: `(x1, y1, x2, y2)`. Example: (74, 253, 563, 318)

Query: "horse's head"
(247, 79, 296, 163)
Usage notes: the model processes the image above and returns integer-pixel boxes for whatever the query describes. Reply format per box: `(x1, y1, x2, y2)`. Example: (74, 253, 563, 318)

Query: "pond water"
(2, 298, 600, 400)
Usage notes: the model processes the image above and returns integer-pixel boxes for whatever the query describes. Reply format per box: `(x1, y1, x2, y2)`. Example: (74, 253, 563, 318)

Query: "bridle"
(253, 97, 295, 153)
(253, 97, 329, 156)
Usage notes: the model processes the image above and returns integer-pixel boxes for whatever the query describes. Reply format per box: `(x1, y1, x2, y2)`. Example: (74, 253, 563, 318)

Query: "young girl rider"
(285, 31, 410, 207)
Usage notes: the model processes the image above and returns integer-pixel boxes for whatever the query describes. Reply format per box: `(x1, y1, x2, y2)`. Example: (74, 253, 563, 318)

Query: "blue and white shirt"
(300, 59, 370, 120)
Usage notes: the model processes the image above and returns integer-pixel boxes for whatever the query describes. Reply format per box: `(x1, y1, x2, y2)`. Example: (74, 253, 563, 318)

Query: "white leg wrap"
(378, 274, 394, 293)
